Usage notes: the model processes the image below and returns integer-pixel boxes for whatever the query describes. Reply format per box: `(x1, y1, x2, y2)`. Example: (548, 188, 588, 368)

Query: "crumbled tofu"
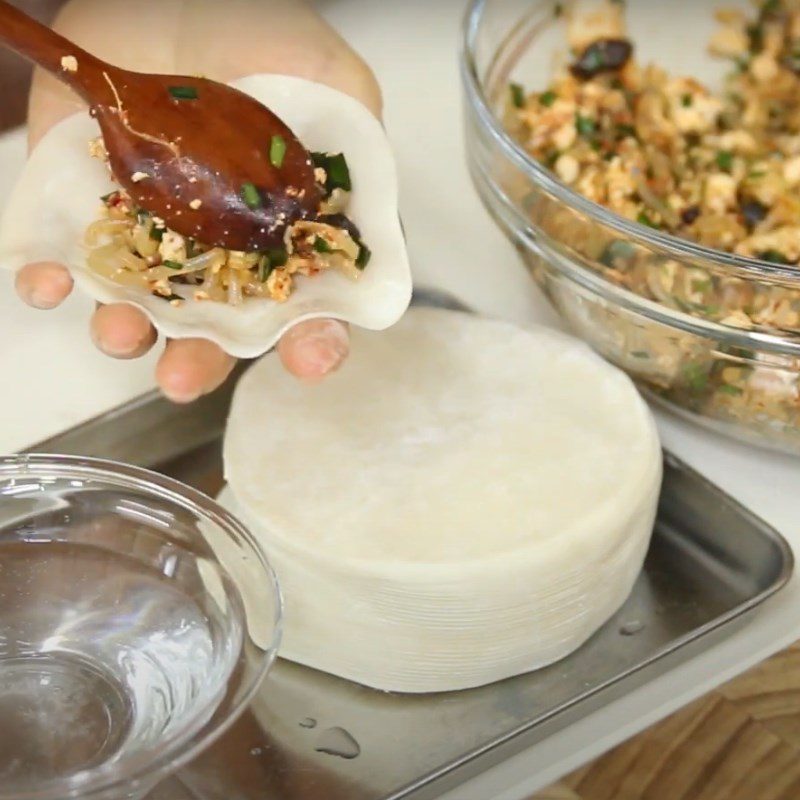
(708, 26, 748, 58)
(555, 154, 580, 184)
(718, 130, 757, 154)
(87, 137, 107, 162)
(60, 55, 78, 72)
(703, 173, 738, 214)
(783, 156, 800, 187)
(566, 2, 625, 51)
(158, 230, 187, 262)
(670, 91, 723, 134)
(131, 171, 149, 183)
(552, 120, 578, 151)
(266, 268, 293, 303)
(189, 199, 203, 210)
(720, 310, 754, 329)
(750, 52, 779, 83)
(735, 227, 800, 261)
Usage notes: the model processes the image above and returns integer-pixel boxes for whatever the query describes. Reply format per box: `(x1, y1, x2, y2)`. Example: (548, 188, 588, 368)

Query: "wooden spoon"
(0, 0, 322, 252)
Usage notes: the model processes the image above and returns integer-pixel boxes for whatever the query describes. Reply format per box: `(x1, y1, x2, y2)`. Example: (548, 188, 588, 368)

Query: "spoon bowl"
(0, 0, 321, 250)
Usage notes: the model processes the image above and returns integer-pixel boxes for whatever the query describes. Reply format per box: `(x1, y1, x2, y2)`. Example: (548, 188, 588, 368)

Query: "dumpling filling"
(84, 141, 371, 306)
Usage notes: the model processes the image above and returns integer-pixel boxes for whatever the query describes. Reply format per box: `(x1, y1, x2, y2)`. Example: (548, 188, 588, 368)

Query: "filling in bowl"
(506, 0, 800, 333)
(85, 141, 371, 307)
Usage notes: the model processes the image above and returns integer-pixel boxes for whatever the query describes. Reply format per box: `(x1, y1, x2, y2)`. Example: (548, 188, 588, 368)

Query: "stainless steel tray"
(27, 293, 794, 800)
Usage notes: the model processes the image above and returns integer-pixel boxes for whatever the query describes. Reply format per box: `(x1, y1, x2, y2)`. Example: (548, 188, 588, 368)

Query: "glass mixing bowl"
(0, 454, 281, 800)
(462, 0, 800, 454)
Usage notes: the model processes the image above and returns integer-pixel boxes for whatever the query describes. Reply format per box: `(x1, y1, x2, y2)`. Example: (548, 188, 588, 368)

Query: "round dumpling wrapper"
(221, 308, 662, 692)
(0, 75, 411, 358)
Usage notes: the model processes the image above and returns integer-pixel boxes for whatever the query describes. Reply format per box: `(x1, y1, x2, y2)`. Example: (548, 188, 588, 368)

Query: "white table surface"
(1, 2, 799, 797)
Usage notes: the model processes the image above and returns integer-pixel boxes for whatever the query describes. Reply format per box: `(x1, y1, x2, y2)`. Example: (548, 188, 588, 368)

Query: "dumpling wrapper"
(0, 75, 411, 358)
(221, 307, 662, 692)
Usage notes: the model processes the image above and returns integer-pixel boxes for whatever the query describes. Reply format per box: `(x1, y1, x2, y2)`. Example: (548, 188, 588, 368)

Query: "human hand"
(15, 0, 382, 402)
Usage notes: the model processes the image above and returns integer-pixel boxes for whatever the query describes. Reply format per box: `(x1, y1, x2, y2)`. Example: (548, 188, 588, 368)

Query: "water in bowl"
(0, 538, 241, 790)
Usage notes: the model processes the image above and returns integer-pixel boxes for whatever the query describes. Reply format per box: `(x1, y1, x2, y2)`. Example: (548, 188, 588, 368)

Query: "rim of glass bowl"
(461, 0, 800, 355)
(0, 453, 283, 800)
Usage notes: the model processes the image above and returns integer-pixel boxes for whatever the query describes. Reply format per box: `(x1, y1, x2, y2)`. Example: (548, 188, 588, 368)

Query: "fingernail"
(162, 385, 203, 404)
(298, 332, 349, 380)
(91, 334, 137, 358)
(28, 288, 59, 310)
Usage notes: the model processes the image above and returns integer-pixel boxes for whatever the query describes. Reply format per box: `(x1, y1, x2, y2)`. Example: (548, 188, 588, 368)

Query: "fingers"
(277, 318, 350, 382)
(156, 338, 237, 404)
(15, 262, 74, 310)
(90, 303, 157, 360)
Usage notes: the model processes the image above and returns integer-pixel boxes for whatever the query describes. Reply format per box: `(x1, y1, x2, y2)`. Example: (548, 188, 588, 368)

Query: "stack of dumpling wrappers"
(221, 307, 662, 693)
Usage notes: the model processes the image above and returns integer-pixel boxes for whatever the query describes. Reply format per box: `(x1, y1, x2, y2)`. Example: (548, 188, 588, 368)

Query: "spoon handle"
(0, 0, 111, 103)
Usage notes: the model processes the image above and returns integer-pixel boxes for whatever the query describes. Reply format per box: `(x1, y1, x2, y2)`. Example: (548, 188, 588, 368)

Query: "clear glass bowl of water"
(0, 454, 282, 800)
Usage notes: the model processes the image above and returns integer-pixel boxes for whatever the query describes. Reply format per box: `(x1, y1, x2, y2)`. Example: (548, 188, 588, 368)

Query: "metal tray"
(27, 293, 793, 800)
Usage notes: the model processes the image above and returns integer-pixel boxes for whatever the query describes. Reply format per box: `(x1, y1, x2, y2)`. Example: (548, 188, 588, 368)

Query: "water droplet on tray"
(314, 726, 360, 759)
(250, 746, 262, 756)
(299, 717, 317, 729)
(620, 620, 644, 636)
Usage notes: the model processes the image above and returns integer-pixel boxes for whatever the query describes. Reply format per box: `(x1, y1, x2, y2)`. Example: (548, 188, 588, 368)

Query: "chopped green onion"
(325, 153, 351, 192)
(759, 249, 790, 264)
(539, 90, 557, 107)
(725, 345, 756, 361)
(545, 150, 560, 168)
(136, 209, 151, 225)
(100, 191, 117, 204)
(691, 278, 712, 293)
(631, 351, 650, 359)
(149, 226, 165, 242)
(155, 292, 183, 302)
(616, 123, 637, 139)
(168, 85, 198, 100)
(760, 0, 780, 20)
(313, 236, 332, 253)
(683, 363, 709, 393)
(270, 135, 287, 169)
(356, 242, 372, 270)
(162, 260, 184, 270)
(311, 152, 352, 193)
(554, 2, 563, 17)
(636, 211, 658, 228)
(510, 83, 526, 108)
(716, 150, 734, 171)
(681, 93, 693, 107)
(257, 254, 272, 282)
(719, 384, 744, 396)
(600, 240, 636, 267)
(747, 23, 764, 53)
(693, 303, 719, 315)
(265, 248, 288, 268)
(257, 249, 288, 281)
(575, 113, 597, 138)
(241, 182, 262, 210)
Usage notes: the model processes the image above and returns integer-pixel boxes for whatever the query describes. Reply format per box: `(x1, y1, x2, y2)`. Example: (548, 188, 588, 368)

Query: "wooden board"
(534, 642, 800, 800)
